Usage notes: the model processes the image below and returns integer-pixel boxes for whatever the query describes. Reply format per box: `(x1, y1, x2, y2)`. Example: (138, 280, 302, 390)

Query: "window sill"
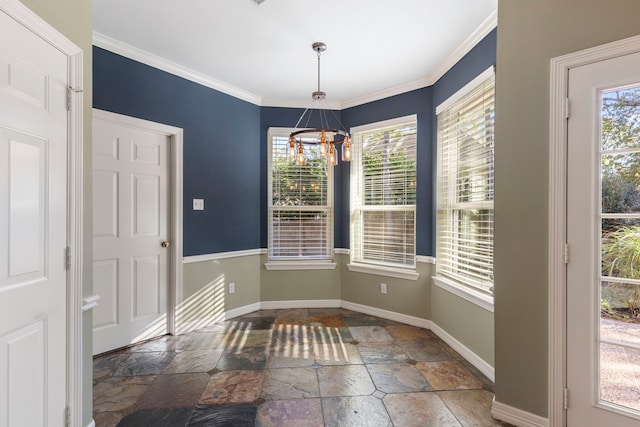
(347, 263, 419, 281)
(264, 261, 337, 271)
(432, 276, 494, 312)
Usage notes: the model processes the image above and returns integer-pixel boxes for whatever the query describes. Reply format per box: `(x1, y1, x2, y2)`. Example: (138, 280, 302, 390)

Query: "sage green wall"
(260, 255, 342, 302)
(340, 257, 432, 320)
(181, 255, 261, 331)
(495, 0, 640, 417)
(17, 0, 93, 425)
(431, 285, 494, 366)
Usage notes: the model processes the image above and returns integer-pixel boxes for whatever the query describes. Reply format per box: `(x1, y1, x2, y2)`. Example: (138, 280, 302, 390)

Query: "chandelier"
(289, 42, 351, 167)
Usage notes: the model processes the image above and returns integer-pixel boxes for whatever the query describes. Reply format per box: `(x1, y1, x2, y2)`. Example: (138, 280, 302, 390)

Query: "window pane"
(271, 210, 330, 258)
(350, 116, 417, 268)
(436, 72, 495, 293)
(269, 131, 332, 260)
(360, 209, 415, 266)
(602, 153, 640, 214)
(602, 219, 640, 279)
(602, 86, 640, 151)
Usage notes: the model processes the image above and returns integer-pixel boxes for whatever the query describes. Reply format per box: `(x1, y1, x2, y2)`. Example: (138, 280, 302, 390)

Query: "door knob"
(161, 241, 170, 248)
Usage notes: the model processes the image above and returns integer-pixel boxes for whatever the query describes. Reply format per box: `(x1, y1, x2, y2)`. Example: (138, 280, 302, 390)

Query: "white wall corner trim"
(429, 321, 494, 382)
(261, 300, 342, 310)
(432, 276, 494, 312)
(416, 255, 436, 264)
(340, 301, 431, 329)
(347, 263, 419, 281)
(183, 249, 266, 264)
(491, 400, 549, 427)
(548, 33, 640, 427)
(264, 261, 337, 271)
(92, 32, 262, 106)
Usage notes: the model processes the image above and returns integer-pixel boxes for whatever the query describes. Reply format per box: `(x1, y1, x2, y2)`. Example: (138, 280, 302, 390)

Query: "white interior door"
(0, 8, 68, 427)
(92, 116, 170, 354)
(567, 51, 640, 426)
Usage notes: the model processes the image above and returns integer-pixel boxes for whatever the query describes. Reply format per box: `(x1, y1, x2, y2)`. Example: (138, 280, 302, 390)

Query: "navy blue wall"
(93, 47, 261, 256)
(341, 87, 433, 254)
(93, 28, 495, 258)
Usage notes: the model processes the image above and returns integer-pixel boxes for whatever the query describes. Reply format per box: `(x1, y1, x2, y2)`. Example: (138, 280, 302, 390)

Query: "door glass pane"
(600, 85, 640, 413)
(600, 342, 640, 412)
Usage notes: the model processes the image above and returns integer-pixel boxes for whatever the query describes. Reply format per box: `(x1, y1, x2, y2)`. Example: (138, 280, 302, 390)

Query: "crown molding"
(261, 97, 342, 110)
(340, 10, 497, 109)
(428, 10, 497, 86)
(94, 11, 497, 110)
(93, 32, 263, 106)
(340, 76, 434, 110)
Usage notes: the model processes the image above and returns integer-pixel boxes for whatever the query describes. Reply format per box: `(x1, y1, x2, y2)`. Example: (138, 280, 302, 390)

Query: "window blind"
(436, 72, 495, 293)
(350, 116, 417, 268)
(269, 131, 333, 259)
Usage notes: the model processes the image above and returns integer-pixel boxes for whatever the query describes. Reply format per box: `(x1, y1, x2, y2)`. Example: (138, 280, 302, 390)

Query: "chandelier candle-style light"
(289, 42, 351, 167)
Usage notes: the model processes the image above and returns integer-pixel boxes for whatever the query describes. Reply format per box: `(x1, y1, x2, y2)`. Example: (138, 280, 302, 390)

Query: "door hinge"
(65, 405, 71, 426)
(66, 86, 83, 111)
(65, 246, 71, 270)
(564, 243, 570, 264)
(563, 387, 569, 409)
(565, 98, 570, 119)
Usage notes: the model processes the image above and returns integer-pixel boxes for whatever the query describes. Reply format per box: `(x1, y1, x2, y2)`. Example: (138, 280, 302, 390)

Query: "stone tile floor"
(93, 308, 512, 426)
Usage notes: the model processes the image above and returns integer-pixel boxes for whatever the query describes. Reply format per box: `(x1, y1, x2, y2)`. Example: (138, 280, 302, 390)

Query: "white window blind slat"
(350, 115, 417, 268)
(436, 73, 495, 294)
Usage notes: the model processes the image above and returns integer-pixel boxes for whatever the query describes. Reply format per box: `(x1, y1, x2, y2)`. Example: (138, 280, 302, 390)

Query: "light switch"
(193, 198, 204, 210)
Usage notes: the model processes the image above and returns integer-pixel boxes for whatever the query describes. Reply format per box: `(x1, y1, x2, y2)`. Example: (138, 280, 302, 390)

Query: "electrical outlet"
(380, 283, 387, 294)
(229, 282, 235, 294)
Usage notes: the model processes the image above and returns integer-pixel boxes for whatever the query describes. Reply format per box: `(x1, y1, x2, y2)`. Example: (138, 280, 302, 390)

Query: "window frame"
(348, 115, 418, 276)
(267, 127, 335, 265)
(435, 67, 495, 308)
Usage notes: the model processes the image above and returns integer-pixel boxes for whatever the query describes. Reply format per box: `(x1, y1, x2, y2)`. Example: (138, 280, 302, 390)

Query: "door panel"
(567, 51, 640, 426)
(93, 119, 170, 354)
(0, 8, 68, 427)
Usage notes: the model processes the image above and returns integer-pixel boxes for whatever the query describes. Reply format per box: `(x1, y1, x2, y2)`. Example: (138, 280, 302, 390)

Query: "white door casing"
(92, 110, 182, 355)
(0, 1, 83, 425)
(566, 51, 640, 426)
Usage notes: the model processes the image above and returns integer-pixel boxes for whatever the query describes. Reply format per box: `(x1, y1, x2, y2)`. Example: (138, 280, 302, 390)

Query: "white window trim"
(267, 127, 334, 261)
(347, 263, 420, 281)
(432, 275, 494, 312)
(435, 67, 495, 296)
(350, 114, 418, 270)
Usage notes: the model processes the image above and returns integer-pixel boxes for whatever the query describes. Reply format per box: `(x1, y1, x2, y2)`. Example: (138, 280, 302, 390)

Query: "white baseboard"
(176, 298, 495, 389)
(225, 302, 262, 319)
(430, 321, 495, 382)
(492, 400, 549, 427)
(340, 300, 431, 329)
(260, 299, 342, 310)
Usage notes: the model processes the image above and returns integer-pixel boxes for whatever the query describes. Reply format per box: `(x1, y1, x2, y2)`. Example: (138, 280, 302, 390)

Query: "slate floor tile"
(322, 396, 391, 427)
(117, 407, 194, 427)
(186, 403, 257, 427)
(261, 367, 320, 400)
(256, 398, 324, 427)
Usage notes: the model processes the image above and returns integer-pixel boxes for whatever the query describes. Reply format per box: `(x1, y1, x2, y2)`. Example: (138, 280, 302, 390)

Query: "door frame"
(549, 34, 640, 427)
(0, 0, 84, 425)
(93, 109, 184, 336)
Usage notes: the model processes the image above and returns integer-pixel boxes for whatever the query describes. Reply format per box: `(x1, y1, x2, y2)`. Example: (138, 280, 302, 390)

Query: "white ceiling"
(93, 0, 497, 108)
